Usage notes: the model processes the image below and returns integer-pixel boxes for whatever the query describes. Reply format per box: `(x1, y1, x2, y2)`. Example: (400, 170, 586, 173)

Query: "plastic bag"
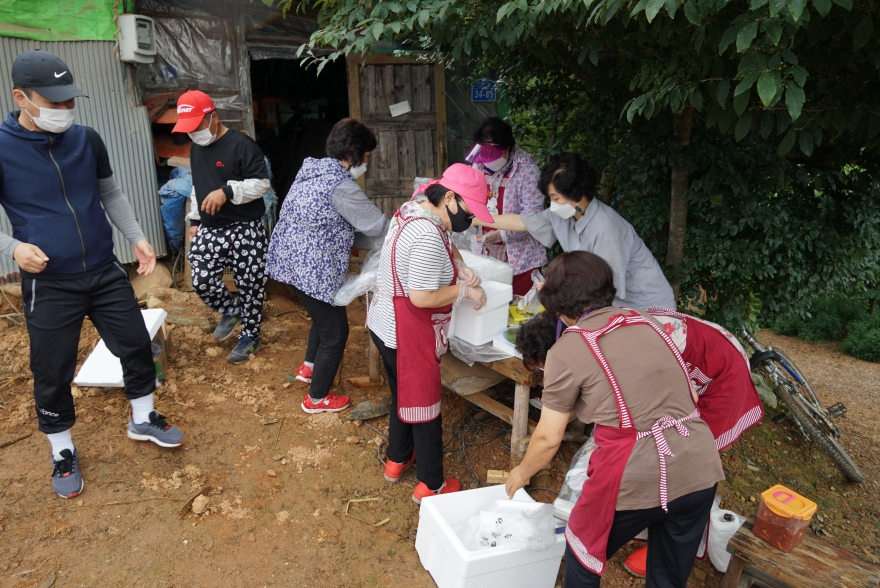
(449, 336, 513, 366)
(707, 508, 746, 572)
(451, 226, 481, 254)
(517, 269, 545, 314)
(552, 432, 597, 521)
(458, 499, 557, 552)
(333, 248, 382, 306)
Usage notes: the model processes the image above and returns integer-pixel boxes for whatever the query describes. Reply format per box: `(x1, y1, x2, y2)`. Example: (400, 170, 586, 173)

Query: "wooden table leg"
(721, 555, 746, 588)
(368, 338, 382, 382)
(510, 382, 530, 468)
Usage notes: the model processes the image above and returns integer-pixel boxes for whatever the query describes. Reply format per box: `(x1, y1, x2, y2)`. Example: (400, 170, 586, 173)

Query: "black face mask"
(446, 196, 474, 233)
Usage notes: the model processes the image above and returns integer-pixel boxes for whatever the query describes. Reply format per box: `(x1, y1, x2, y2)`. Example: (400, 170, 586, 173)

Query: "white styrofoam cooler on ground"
(415, 485, 566, 588)
(74, 309, 167, 388)
(448, 280, 513, 346)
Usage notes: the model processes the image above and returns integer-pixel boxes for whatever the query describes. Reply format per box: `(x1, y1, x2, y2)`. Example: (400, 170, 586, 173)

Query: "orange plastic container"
(752, 485, 817, 552)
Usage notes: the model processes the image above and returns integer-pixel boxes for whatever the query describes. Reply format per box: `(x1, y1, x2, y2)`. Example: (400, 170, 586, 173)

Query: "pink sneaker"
(294, 363, 313, 383)
(301, 393, 350, 414)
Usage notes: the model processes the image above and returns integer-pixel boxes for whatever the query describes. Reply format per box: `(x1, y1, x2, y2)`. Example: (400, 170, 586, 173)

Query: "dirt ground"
(0, 283, 878, 588)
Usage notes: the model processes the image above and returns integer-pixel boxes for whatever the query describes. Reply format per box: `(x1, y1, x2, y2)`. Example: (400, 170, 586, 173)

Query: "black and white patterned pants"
(189, 220, 268, 342)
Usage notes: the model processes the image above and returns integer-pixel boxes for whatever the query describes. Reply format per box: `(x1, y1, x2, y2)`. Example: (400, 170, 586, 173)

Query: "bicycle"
(739, 327, 865, 483)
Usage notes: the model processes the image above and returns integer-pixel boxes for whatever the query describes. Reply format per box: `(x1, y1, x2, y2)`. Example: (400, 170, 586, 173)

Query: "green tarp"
(0, 0, 134, 42)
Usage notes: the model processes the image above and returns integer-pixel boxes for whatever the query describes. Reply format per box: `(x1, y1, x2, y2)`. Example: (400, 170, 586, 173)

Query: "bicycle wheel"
(771, 373, 866, 484)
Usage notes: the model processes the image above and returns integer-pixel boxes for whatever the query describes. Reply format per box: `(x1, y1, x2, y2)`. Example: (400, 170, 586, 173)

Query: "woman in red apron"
(367, 164, 494, 504)
(506, 251, 725, 588)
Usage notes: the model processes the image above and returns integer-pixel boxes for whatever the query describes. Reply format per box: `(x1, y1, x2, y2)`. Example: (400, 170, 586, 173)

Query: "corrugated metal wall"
(0, 39, 165, 282)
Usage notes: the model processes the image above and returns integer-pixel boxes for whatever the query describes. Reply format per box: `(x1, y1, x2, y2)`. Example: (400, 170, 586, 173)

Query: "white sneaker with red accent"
(301, 393, 350, 414)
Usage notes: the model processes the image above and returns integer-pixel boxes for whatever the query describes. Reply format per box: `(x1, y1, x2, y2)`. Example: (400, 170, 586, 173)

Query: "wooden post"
(368, 339, 381, 382)
(510, 382, 531, 468)
(666, 106, 693, 300)
(721, 555, 747, 588)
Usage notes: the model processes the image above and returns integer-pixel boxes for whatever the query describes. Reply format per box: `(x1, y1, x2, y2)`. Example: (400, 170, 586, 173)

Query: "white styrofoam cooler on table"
(459, 250, 513, 285)
(74, 309, 167, 388)
(415, 485, 566, 588)
(448, 280, 512, 346)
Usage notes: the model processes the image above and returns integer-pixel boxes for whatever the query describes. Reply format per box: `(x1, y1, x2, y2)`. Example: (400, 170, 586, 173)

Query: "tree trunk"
(598, 168, 614, 204)
(666, 106, 693, 301)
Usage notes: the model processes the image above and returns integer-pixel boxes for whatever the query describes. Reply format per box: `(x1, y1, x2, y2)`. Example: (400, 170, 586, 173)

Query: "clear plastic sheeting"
(457, 499, 557, 552)
(136, 2, 244, 111)
(334, 248, 382, 307)
(517, 269, 544, 313)
(449, 336, 512, 366)
(553, 432, 598, 521)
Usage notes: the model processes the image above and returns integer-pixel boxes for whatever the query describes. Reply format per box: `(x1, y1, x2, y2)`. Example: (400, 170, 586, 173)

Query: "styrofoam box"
(459, 250, 513, 285)
(416, 485, 566, 588)
(448, 280, 513, 345)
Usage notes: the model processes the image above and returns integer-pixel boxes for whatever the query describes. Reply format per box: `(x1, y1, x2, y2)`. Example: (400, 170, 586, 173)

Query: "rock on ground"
(129, 262, 172, 300)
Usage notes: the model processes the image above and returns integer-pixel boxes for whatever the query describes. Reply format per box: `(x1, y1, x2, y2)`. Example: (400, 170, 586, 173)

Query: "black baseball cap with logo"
(11, 49, 88, 102)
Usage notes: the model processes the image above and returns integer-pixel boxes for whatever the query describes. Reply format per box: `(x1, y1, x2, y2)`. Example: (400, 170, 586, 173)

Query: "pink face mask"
(465, 143, 506, 164)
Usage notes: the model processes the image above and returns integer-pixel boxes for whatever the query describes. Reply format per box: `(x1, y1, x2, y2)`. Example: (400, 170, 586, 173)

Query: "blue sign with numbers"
(471, 79, 497, 103)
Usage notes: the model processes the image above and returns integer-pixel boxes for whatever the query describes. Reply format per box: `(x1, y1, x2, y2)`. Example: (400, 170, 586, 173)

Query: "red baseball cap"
(172, 90, 215, 133)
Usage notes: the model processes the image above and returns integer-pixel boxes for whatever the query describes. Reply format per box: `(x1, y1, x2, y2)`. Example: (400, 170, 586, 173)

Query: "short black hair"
(425, 183, 457, 206)
(538, 251, 616, 318)
(473, 117, 515, 149)
(326, 118, 377, 166)
(539, 153, 597, 202)
(515, 313, 559, 372)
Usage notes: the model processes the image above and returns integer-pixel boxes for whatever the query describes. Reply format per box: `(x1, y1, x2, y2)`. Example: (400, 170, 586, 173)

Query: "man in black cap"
(0, 49, 185, 499)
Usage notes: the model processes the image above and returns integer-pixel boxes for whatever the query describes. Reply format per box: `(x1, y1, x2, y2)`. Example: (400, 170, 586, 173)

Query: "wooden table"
(722, 517, 880, 588)
(439, 353, 544, 468)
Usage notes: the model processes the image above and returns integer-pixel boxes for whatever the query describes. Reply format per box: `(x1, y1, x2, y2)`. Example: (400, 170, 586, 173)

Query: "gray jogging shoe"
(127, 411, 185, 447)
(52, 448, 84, 499)
(212, 314, 241, 341)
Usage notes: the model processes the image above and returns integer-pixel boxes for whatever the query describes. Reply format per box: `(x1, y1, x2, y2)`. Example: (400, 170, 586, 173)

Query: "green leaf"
(683, 0, 700, 25)
(734, 72, 759, 96)
(853, 16, 874, 51)
(371, 21, 385, 40)
(734, 90, 750, 116)
(761, 111, 775, 138)
(788, 0, 806, 21)
(497, 2, 515, 22)
(630, 0, 649, 17)
(832, 0, 852, 10)
(785, 84, 805, 120)
(578, 46, 589, 65)
(799, 131, 814, 156)
(717, 78, 731, 105)
(735, 111, 753, 141)
(812, 0, 831, 16)
(777, 110, 791, 134)
(590, 48, 599, 65)
(764, 19, 782, 45)
(757, 72, 778, 106)
(778, 131, 796, 155)
(690, 88, 704, 111)
(719, 25, 740, 54)
(792, 65, 808, 86)
(750, 0, 769, 8)
(663, 0, 677, 19)
(769, 0, 787, 16)
(418, 9, 430, 27)
(737, 21, 759, 52)
(780, 49, 798, 65)
(645, 0, 666, 22)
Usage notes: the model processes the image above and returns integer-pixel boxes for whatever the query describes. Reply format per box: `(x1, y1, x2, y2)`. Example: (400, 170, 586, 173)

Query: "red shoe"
(412, 479, 461, 504)
(294, 363, 313, 383)
(623, 546, 647, 578)
(301, 393, 350, 414)
(384, 451, 415, 482)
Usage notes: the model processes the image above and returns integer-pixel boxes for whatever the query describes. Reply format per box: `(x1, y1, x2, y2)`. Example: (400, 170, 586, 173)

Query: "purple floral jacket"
(473, 147, 548, 275)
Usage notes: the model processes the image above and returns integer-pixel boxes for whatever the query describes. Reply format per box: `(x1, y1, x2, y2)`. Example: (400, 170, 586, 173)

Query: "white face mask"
(349, 162, 368, 180)
(483, 156, 508, 172)
(188, 114, 217, 146)
(549, 200, 577, 219)
(24, 94, 75, 134)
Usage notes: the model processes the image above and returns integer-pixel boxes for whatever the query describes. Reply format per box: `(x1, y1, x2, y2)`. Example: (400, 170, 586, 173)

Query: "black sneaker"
(52, 448, 84, 499)
(227, 335, 260, 364)
(212, 314, 241, 341)
(127, 411, 185, 447)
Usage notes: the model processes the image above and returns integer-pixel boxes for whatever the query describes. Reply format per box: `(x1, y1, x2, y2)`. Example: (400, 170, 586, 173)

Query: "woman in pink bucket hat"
(367, 163, 492, 503)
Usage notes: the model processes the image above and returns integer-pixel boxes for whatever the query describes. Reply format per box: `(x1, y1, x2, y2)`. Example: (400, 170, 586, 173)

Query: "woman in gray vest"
(266, 118, 389, 415)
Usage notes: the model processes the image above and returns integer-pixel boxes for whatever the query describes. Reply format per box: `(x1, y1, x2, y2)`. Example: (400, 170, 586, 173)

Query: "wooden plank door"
(347, 54, 447, 216)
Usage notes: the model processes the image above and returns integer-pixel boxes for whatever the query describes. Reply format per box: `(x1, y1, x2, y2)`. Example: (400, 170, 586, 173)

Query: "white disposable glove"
(454, 260, 481, 287)
(457, 282, 487, 310)
(476, 230, 502, 244)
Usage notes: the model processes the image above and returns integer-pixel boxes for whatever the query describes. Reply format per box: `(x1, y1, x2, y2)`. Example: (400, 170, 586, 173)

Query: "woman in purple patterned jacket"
(468, 117, 548, 296)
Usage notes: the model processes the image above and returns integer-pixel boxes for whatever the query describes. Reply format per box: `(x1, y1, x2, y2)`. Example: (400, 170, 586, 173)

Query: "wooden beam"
(465, 392, 538, 435)
(346, 55, 366, 192)
(434, 62, 448, 171)
(479, 356, 543, 387)
(510, 382, 530, 468)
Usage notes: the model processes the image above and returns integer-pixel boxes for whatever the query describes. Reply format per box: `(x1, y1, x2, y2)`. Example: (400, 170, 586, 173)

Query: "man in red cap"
(173, 90, 270, 363)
